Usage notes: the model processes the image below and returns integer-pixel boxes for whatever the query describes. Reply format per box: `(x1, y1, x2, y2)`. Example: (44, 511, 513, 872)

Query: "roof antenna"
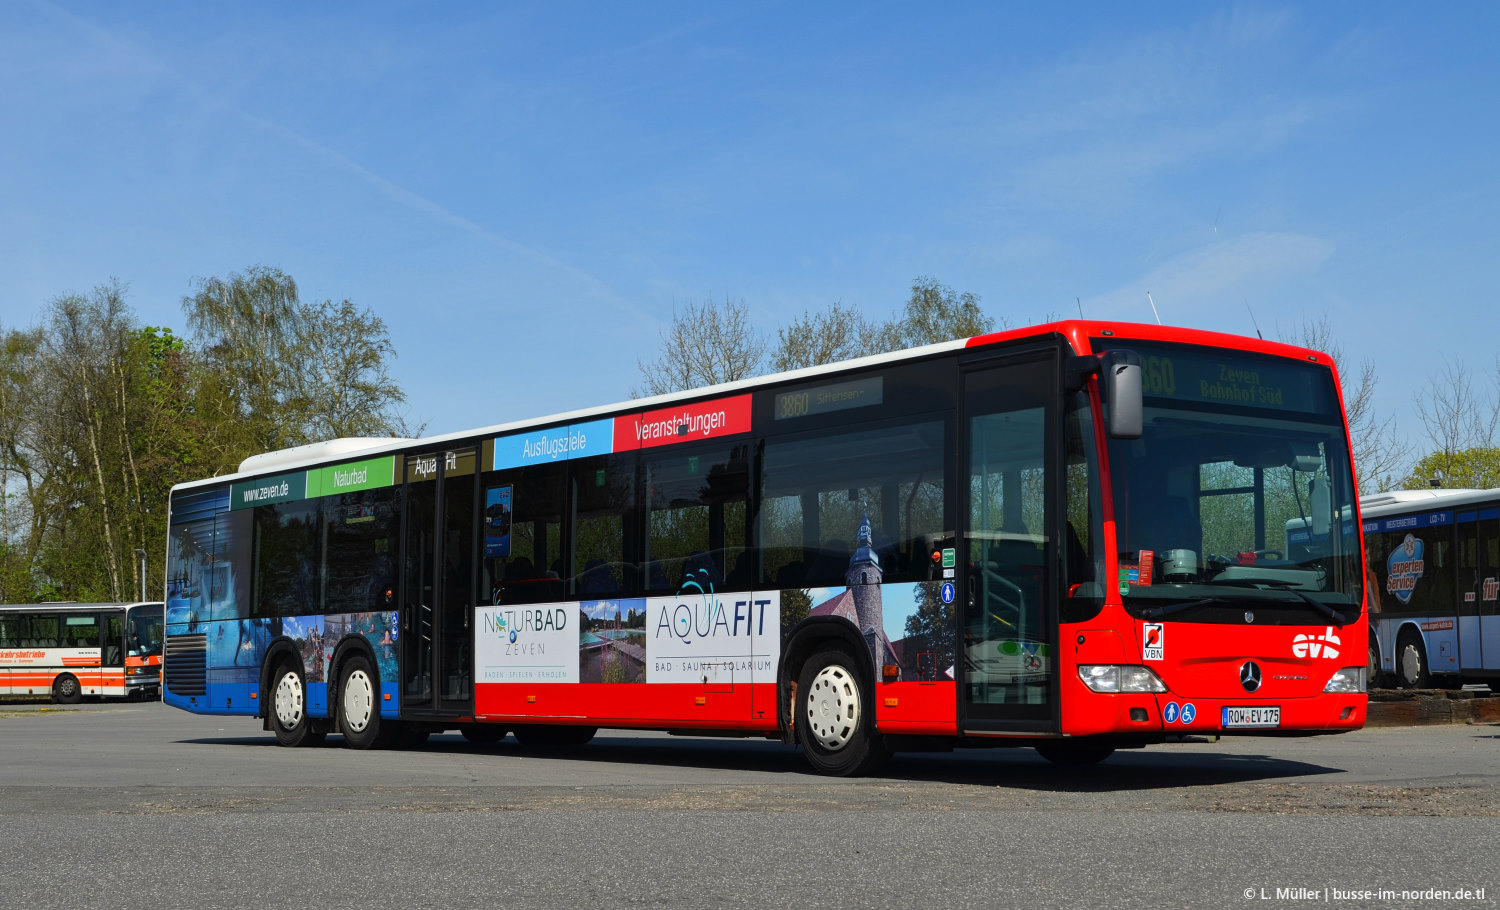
(1146, 291, 1162, 325)
(1076, 297, 1084, 319)
(1213, 206, 1262, 338)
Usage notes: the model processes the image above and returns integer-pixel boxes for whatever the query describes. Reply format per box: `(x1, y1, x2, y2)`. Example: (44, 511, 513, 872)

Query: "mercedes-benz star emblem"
(1244, 610, 1255, 624)
(1240, 661, 1262, 693)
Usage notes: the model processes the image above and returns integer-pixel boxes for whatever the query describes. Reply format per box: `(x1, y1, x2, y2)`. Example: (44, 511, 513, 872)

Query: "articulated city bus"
(1360, 488, 1500, 690)
(0, 602, 164, 702)
(162, 320, 1367, 774)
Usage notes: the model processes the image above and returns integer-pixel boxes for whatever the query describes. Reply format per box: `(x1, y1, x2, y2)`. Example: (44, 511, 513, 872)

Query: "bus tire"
(270, 660, 325, 747)
(796, 647, 890, 777)
(52, 673, 83, 705)
(338, 654, 398, 750)
(512, 725, 596, 749)
(1035, 741, 1115, 765)
(460, 724, 507, 747)
(1367, 636, 1384, 689)
(1396, 630, 1430, 689)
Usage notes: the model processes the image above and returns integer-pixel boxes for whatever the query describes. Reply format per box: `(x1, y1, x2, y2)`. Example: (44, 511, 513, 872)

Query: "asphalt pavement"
(1, 700, 1496, 910)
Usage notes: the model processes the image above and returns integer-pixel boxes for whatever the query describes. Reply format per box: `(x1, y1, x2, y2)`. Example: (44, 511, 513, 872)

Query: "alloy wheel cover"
(804, 664, 860, 751)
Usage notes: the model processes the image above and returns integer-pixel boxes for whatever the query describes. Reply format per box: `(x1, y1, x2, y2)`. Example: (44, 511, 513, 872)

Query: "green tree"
(873, 276, 998, 352)
(0, 324, 42, 600)
(184, 266, 411, 469)
(635, 295, 766, 397)
(770, 302, 875, 373)
(1280, 315, 1408, 493)
(1403, 447, 1500, 491)
(1405, 359, 1498, 490)
(9, 285, 200, 601)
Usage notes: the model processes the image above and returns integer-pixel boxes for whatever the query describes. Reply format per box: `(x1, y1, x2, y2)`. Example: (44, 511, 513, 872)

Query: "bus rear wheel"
(52, 673, 82, 705)
(796, 648, 890, 777)
(1396, 630, 1430, 689)
(270, 660, 325, 747)
(338, 654, 398, 749)
(461, 724, 508, 747)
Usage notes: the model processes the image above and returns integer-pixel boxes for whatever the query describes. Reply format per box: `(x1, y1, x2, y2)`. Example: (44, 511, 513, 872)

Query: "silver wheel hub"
(804, 664, 860, 751)
(273, 670, 303, 729)
(1401, 645, 1422, 683)
(343, 669, 375, 733)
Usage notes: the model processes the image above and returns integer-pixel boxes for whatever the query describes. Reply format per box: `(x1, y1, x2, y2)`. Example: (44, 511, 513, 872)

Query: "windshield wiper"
(1138, 597, 1232, 620)
(1209, 579, 1346, 625)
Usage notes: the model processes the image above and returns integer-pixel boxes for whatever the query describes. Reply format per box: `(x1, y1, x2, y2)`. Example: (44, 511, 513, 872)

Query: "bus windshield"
(1103, 342, 1362, 625)
(128, 606, 164, 658)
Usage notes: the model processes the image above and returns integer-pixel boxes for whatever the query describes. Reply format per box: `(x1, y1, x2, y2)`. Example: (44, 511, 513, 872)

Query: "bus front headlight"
(1323, 666, 1367, 694)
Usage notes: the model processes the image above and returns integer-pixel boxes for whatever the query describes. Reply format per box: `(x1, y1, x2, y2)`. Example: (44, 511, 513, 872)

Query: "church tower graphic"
(846, 514, 890, 672)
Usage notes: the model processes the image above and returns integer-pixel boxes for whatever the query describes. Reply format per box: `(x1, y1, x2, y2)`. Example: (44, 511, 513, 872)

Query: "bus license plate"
(1222, 706, 1280, 728)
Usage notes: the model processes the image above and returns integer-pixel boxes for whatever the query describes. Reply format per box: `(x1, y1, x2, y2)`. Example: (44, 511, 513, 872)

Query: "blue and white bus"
(1360, 489, 1500, 690)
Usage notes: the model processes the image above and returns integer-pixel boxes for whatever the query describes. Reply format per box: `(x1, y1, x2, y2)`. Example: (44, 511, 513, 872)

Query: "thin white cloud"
(1081, 232, 1335, 325)
(28, 0, 658, 331)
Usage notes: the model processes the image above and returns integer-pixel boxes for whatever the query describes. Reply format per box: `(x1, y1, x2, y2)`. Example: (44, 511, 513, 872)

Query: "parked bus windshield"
(1106, 341, 1362, 627)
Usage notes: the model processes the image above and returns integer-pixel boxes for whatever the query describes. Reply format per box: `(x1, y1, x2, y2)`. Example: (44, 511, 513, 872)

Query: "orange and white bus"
(0, 602, 164, 702)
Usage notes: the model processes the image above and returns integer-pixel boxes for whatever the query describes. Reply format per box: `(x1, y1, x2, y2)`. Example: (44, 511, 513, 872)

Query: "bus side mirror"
(1101, 350, 1143, 439)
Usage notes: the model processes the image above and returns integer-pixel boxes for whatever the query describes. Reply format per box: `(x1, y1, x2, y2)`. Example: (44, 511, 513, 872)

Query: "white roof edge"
(238, 437, 414, 474)
(1359, 488, 1492, 515)
(170, 333, 984, 493)
(174, 319, 1294, 493)
(0, 601, 163, 611)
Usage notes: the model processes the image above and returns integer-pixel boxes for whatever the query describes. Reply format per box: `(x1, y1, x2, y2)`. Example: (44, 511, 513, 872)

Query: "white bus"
(1360, 489, 1500, 690)
(0, 602, 164, 702)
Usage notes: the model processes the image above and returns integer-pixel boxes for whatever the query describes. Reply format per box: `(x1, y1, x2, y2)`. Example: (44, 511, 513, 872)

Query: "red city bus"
(162, 321, 1366, 774)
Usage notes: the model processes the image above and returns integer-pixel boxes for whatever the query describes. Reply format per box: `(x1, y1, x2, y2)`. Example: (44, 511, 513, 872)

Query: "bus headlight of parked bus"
(1078, 665, 1168, 693)
(1322, 667, 1368, 694)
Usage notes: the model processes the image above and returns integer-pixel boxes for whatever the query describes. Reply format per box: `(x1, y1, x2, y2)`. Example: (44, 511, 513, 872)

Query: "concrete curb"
(1366, 691, 1500, 727)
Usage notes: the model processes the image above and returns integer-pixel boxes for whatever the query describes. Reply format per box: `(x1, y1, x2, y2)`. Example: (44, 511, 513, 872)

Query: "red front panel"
(1060, 609, 1367, 736)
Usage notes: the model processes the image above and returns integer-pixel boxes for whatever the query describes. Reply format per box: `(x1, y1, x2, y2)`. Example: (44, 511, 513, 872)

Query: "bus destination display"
(1112, 342, 1332, 415)
(774, 377, 883, 420)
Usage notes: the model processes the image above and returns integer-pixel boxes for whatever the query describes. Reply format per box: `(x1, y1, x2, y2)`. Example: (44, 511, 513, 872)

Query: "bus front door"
(401, 448, 477, 717)
(959, 351, 1060, 733)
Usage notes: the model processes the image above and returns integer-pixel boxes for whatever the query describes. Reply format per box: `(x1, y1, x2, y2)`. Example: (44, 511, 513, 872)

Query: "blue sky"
(3, 2, 1496, 469)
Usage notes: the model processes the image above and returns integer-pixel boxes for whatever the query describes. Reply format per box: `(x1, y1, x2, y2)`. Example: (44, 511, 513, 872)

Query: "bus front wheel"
(52, 673, 82, 705)
(270, 660, 325, 747)
(1396, 630, 1430, 689)
(796, 648, 890, 777)
(338, 654, 398, 750)
(1035, 741, 1115, 765)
